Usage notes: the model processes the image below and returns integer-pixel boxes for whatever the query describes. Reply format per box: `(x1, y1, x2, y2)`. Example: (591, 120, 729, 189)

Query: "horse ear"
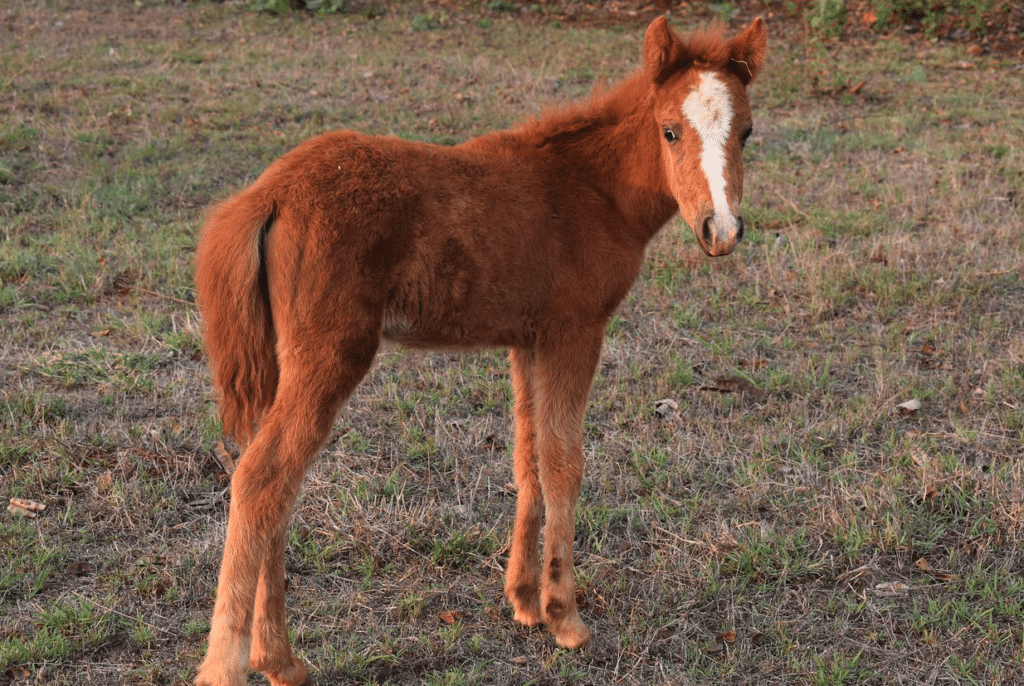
(643, 16, 685, 84)
(727, 17, 767, 86)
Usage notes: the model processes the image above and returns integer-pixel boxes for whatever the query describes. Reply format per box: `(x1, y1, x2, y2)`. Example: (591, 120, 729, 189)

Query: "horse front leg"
(505, 348, 543, 627)
(535, 434, 590, 649)
(531, 328, 603, 650)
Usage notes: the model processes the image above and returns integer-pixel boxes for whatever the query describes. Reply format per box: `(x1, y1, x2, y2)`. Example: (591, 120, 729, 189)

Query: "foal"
(195, 16, 767, 686)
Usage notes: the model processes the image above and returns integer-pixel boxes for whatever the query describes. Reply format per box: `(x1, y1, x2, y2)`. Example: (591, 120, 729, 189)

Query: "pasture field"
(2, 2, 1022, 684)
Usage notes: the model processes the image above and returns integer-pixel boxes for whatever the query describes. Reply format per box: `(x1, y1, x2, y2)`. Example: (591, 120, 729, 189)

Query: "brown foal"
(194, 17, 767, 686)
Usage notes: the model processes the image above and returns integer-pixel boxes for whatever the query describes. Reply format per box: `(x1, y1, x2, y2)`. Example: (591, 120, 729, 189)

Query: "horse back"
(258, 130, 646, 349)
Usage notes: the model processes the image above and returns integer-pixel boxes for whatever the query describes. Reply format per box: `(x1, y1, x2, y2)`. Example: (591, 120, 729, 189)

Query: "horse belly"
(382, 312, 532, 350)
(381, 238, 545, 350)
(381, 284, 538, 350)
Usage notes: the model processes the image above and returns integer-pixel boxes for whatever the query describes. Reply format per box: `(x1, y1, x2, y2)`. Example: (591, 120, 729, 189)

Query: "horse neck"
(530, 74, 679, 243)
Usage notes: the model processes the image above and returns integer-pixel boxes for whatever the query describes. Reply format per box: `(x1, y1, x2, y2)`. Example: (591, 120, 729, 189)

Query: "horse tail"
(195, 186, 278, 449)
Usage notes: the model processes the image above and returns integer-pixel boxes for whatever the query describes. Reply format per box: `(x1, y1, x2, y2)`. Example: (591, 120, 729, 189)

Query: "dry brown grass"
(2, 2, 1022, 685)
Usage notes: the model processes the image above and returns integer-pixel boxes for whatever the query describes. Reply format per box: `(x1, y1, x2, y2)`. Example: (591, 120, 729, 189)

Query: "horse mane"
(507, 22, 733, 149)
(509, 72, 646, 148)
(660, 21, 735, 73)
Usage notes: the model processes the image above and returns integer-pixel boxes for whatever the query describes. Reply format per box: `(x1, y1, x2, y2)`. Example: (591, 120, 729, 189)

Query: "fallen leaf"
(575, 587, 590, 609)
(915, 557, 958, 582)
(10, 498, 45, 512)
(699, 376, 765, 397)
(962, 535, 989, 556)
(716, 629, 737, 643)
(653, 398, 678, 418)
(481, 434, 504, 451)
(896, 398, 922, 415)
(8, 504, 33, 518)
(8, 498, 46, 518)
(702, 641, 726, 654)
(67, 562, 94, 577)
(438, 610, 464, 624)
(874, 581, 911, 596)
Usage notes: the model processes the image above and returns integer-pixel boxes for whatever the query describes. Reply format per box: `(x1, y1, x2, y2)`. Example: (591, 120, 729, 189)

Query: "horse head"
(644, 17, 767, 257)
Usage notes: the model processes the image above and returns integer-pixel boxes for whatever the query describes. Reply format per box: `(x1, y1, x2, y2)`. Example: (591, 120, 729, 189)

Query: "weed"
(871, 0, 1004, 37)
(1, 598, 117, 670)
(806, 0, 847, 40)
(485, 1, 518, 12)
(412, 12, 448, 32)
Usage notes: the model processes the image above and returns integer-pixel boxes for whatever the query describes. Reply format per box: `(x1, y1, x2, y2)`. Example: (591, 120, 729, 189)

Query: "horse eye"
(663, 127, 677, 143)
(741, 126, 753, 147)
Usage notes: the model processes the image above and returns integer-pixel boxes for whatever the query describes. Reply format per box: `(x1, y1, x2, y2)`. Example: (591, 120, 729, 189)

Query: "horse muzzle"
(694, 211, 744, 257)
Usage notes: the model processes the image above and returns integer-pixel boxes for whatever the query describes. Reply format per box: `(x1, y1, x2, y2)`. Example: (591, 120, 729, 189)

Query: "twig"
(132, 286, 194, 306)
(211, 441, 237, 477)
(775, 190, 811, 220)
(70, 590, 179, 637)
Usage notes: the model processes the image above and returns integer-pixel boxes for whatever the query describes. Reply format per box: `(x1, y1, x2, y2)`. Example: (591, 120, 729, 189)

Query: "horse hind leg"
(248, 525, 307, 686)
(196, 327, 380, 686)
(505, 347, 543, 628)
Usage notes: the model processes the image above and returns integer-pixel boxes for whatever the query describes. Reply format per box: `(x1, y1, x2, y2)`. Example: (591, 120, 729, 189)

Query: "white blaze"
(682, 72, 736, 236)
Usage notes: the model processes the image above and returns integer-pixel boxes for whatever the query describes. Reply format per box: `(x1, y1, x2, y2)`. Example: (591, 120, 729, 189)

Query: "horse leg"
(504, 347, 543, 627)
(196, 331, 379, 686)
(248, 525, 306, 686)
(532, 327, 603, 650)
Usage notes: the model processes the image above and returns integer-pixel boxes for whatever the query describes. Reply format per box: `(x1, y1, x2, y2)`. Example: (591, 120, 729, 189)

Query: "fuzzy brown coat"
(194, 17, 767, 686)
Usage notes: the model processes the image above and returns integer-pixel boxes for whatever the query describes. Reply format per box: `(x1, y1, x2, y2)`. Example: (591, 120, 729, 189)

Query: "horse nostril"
(736, 215, 745, 241)
(701, 216, 713, 246)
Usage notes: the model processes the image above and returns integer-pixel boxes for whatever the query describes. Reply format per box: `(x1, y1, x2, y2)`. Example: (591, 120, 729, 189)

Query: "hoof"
(507, 584, 542, 628)
(512, 604, 542, 628)
(266, 661, 310, 686)
(251, 654, 310, 686)
(550, 614, 592, 651)
(195, 666, 247, 686)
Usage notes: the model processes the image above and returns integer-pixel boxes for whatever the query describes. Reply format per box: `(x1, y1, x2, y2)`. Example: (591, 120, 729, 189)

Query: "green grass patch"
(1, 2, 1022, 684)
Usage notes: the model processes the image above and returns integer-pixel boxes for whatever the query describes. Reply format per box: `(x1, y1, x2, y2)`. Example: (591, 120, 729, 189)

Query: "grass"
(2, 1, 1023, 685)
